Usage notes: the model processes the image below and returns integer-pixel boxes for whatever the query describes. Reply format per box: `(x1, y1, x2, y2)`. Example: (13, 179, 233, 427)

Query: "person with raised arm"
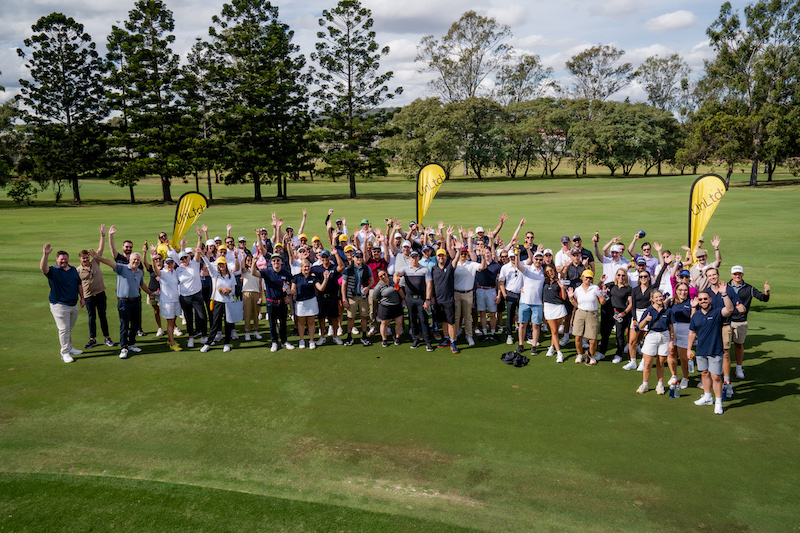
(42, 243, 84, 363)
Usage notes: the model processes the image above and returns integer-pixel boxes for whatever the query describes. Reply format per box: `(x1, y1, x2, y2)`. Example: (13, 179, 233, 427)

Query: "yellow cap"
(344, 245, 355, 252)
(299, 233, 307, 240)
(312, 235, 321, 242)
(338, 234, 348, 242)
(216, 256, 227, 264)
(582, 270, 594, 278)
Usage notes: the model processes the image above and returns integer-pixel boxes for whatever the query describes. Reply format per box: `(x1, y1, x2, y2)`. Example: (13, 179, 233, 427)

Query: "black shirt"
(431, 261, 455, 304)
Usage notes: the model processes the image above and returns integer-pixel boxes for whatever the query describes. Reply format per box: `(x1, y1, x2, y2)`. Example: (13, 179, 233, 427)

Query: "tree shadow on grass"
(726, 355, 800, 410)
(742, 331, 797, 353)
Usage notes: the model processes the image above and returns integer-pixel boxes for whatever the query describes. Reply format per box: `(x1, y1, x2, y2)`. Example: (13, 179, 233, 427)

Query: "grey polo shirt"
(113, 263, 145, 298)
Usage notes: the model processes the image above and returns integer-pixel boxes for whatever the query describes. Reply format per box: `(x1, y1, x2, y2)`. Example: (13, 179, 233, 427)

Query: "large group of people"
(42, 211, 771, 415)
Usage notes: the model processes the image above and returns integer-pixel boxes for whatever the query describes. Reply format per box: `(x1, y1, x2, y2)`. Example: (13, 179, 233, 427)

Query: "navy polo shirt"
(259, 267, 292, 303)
(690, 307, 724, 356)
(46, 266, 81, 305)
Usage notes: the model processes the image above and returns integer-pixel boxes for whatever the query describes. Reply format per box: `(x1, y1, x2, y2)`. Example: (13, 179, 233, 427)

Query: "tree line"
(1, 0, 798, 205)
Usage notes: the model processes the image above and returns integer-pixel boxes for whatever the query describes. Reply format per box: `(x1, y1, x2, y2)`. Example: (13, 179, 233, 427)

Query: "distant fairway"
(1, 171, 798, 531)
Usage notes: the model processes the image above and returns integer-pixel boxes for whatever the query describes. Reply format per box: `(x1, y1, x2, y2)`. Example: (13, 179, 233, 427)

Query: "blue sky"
(0, 0, 751, 106)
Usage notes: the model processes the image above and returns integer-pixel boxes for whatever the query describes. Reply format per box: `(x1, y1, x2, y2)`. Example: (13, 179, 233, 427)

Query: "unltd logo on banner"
(690, 188, 725, 215)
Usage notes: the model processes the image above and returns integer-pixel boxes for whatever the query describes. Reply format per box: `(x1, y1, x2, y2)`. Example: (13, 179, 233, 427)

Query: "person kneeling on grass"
(687, 287, 734, 415)
(635, 290, 672, 394)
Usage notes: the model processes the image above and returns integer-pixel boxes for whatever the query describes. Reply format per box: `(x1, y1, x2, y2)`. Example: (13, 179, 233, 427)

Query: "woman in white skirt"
(542, 265, 568, 362)
(667, 282, 693, 389)
(636, 290, 672, 394)
(291, 260, 329, 349)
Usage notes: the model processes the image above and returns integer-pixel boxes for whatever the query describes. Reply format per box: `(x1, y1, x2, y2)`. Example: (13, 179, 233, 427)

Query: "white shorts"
(543, 302, 567, 321)
(642, 330, 670, 356)
(295, 298, 319, 318)
(161, 301, 181, 320)
(632, 308, 649, 332)
(476, 288, 497, 312)
(672, 322, 690, 349)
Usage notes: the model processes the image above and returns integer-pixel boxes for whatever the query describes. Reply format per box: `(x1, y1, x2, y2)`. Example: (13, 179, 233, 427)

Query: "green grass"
(1, 171, 799, 531)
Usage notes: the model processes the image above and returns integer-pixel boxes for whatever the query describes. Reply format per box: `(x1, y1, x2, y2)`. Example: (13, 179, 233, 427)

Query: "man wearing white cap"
(498, 248, 523, 344)
(728, 265, 770, 379)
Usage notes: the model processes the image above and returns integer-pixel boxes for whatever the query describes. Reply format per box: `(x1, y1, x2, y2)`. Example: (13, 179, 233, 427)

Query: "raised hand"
(43, 243, 52, 254)
(328, 208, 334, 216)
(500, 213, 508, 222)
(108, 225, 117, 236)
(653, 241, 662, 253)
(711, 235, 721, 249)
(227, 223, 232, 232)
(764, 281, 770, 293)
(200, 224, 208, 232)
(100, 224, 107, 236)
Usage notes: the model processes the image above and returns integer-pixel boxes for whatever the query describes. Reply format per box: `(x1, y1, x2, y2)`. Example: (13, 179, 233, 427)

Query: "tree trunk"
(276, 174, 283, 198)
(283, 175, 288, 199)
(195, 171, 199, 192)
(749, 159, 759, 187)
(657, 159, 662, 176)
(71, 176, 81, 204)
(206, 169, 213, 204)
(129, 185, 136, 204)
(254, 171, 263, 202)
(767, 161, 774, 182)
(161, 176, 173, 202)
(349, 169, 357, 198)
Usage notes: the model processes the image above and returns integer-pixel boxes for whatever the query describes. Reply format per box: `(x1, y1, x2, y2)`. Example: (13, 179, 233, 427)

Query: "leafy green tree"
(381, 97, 460, 178)
(495, 100, 542, 178)
(565, 45, 634, 101)
(0, 100, 22, 189)
(635, 53, 691, 112)
(16, 13, 108, 203)
(448, 97, 503, 179)
(204, 0, 310, 201)
(106, 0, 188, 202)
(494, 53, 555, 106)
(416, 11, 512, 103)
(311, 0, 401, 198)
(703, 0, 800, 186)
(692, 102, 752, 182)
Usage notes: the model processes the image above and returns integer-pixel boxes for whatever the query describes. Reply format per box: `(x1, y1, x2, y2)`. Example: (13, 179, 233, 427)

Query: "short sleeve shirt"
(690, 307, 724, 356)
(46, 265, 81, 305)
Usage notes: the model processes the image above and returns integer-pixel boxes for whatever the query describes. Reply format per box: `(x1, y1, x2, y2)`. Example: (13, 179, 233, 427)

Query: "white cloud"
(589, 0, 646, 17)
(626, 43, 673, 65)
(486, 5, 529, 27)
(645, 10, 698, 32)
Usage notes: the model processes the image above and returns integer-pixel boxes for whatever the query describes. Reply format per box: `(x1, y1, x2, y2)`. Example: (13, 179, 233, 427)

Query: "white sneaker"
(200, 344, 210, 353)
(474, 327, 482, 336)
(680, 378, 689, 389)
(270, 343, 279, 352)
(62, 354, 75, 363)
(656, 382, 665, 395)
(506, 335, 514, 345)
(119, 348, 129, 359)
(128, 345, 142, 353)
(636, 360, 645, 372)
(181, 316, 187, 325)
(622, 360, 637, 371)
(245, 333, 251, 341)
(735, 368, 745, 380)
(333, 336, 343, 345)
(367, 327, 376, 336)
(231, 330, 239, 340)
(187, 338, 194, 348)
(327, 326, 334, 337)
(298, 340, 306, 349)
(636, 383, 648, 394)
(309, 341, 316, 350)
(694, 395, 713, 406)
(574, 354, 583, 364)
(69, 348, 83, 356)
(556, 352, 564, 363)
(173, 328, 182, 337)
(253, 332, 262, 340)
(214, 332, 223, 343)
(258, 313, 264, 320)
(546, 346, 555, 357)
(612, 355, 622, 364)
(594, 352, 605, 361)
(668, 375, 678, 386)
(336, 327, 343, 337)
(714, 401, 724, 415)
(223, 344, 231, 352)
(497, 325, 504, 334)
(200, 336, 208, 344)
(559, 333, 569, 346)
(156, 327, 165, 337)
(351, 327, 360, 335)
(284, 342, 295, 350)
(467, 336, 475, 346)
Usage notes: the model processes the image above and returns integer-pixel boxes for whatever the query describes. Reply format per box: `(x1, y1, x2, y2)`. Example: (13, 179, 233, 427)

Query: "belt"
(455, 289, 473, 293)
(118, 296, 140, 301)
(407, 294, 424, 299)
(477, 286, 495, 290)
(507, 291, 520, 297)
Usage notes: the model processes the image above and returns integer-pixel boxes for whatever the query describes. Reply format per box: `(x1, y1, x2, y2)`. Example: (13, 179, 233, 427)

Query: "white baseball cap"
(731, 265, 744, 274)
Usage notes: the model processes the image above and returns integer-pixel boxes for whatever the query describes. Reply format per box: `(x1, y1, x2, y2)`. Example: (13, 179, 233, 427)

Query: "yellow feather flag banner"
(416, 163, 447, 225)
(688, 173, 727, 253)
(172, 192, 208, 249)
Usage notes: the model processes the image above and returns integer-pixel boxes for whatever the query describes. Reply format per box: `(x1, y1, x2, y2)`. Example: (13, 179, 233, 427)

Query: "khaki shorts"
(731, 321, 748, 345)
(573, 308, 599, 340)
(721, 324, 732, 350)
(346, 296, 369, 319)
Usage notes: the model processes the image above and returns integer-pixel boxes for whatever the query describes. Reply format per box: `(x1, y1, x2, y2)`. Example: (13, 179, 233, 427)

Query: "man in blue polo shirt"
(688, 286, 734, 415)
(41, 243, 85, 363)
(93, 250, 153, 359)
